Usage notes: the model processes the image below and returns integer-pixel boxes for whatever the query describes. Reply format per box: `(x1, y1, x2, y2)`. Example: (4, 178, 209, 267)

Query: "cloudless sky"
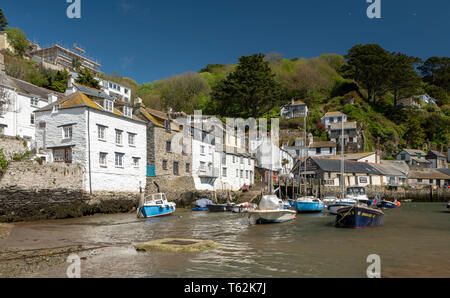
(2, 0, 449, 84)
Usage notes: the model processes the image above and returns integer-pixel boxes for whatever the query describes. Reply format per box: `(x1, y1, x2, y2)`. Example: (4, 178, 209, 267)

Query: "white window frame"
(115, 130, 123, 145)
(62, 126, 73, 140)
(123, 106, 133, 118)
(115, 153, 124, 167)
(99, 152, 108, 167)
(98, 125, 106, 140)
(104, 100, 114, 112)
(128, 133, 136, 146)
(132, 157, 140, 168)
(30, 113, 35, 125)
(30, 97, 39, 107)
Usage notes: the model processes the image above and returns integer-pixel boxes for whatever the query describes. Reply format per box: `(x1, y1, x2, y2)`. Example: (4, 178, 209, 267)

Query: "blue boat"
(335, 205, 384, 228)
(192, 198, 213, 211)
(294, 197, 324, 213)
(376, 200, 400, 209)
(137, 193, 176, 219)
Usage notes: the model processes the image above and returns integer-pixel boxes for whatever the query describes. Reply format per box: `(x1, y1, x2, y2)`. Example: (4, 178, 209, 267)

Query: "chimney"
(134, 97, 143, 107)
(48, 93, 58, 104)
(65, 75, 76, 96)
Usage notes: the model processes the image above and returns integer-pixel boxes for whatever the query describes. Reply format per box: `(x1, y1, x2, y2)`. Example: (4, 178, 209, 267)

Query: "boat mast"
(304, 113, 308, 196)
(341, 120, 345, 200)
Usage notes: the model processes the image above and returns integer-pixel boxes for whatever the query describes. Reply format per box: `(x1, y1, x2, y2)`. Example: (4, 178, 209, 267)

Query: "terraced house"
(34, 80, 146, 193)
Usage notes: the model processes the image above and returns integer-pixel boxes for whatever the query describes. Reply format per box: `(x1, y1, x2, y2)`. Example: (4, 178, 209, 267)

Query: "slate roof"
(322, 111, 345, 118)
(309, 141, 337, 148)
(329, 121, 357, 130)
(427, 150, 446, 159)
(371, 163, 407, 178)
(437, 169, 450, 177)
(311, 157, 382, 175)
(401, 149, 426, 156)
(408, 170, 450, 180)
(1, 76, 63, 102)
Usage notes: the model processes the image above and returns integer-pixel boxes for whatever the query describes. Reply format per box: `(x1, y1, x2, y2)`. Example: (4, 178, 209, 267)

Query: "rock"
(135, 238, 220, 253)
(0, 223, 12, 239)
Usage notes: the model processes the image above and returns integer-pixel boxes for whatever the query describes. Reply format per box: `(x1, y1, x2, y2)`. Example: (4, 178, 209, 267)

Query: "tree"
(5, 27, 29, 57)
(387, 53, 422, 106)
(419, 57, 450, 94)
(403, 117, 425, 149)
(211, 53, 283, 118)
(340, 44, 391, 104)
(50, 70, 69, 93)
(75, 67, 100, 89)
(0, 9, 8, 31)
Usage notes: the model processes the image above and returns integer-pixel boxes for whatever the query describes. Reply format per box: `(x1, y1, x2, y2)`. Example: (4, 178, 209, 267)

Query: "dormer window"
(104, 100, 114, 112)
(30, 97, 40, 107)
(123, 106, 133, 118)
(53, 104, 61, 113)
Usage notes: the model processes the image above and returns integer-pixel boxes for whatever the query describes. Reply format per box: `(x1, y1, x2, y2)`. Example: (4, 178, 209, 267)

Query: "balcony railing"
(197, 168, 219, 178)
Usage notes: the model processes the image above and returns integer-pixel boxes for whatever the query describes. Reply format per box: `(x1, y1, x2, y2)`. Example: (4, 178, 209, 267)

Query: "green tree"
(387, 53, 422, 106)
(5, 27, 29, 57)
(419, 57, 450, 94)
(0, 9, 8, 31)
(340, 44, 391, 104)
(50, 70, 69, 93)
(403, 117, 425, 149)
(75, 67, 101, 89)
(211, 53, 283, 118)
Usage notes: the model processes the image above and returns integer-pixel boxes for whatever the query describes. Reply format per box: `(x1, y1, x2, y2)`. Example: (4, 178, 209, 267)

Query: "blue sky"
(2, 0, 449, 84)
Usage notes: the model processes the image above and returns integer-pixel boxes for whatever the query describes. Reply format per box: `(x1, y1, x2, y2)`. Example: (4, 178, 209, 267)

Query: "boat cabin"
(144, 193, 168, 205)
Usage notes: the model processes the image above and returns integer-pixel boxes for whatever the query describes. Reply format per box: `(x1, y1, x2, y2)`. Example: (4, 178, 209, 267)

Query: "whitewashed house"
(0, 56, 62, 140)
(97, 79, 131, 103)
(321, 111, 347, 130)
(34, 84, 146, 193)
(280, 99, 308, 119)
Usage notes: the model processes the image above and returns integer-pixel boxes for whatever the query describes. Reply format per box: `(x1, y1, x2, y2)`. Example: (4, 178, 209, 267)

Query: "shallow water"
(1, 203, 449, 278)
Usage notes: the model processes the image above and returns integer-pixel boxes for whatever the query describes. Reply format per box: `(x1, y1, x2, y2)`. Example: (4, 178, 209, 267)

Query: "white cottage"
(34, 90, 147, 193)
(0, 71, 61, 140)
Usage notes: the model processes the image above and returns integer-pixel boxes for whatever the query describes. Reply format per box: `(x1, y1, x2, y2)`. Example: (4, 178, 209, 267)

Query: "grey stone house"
(426, 150, 448, 169)
(397, 149, 431, 168)
(137, 106, 192, 178)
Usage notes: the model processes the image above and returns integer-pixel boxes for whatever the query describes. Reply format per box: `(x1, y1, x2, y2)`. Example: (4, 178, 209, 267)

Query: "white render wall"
(87, 109, 147, 193)
(0, 87, 48, 139)
(35, 107, 146, 193)
(308, 147, 337, 158)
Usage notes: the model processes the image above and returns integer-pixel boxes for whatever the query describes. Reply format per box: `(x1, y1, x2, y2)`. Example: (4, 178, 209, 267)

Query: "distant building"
(0, 31, 14, 53)
(30, 44, 101, 75)
(397, 97, 421, 109)
(426, 150, 448, 169)
(98, 79, 131, 103)
(307, 140, 337, 157)
(34, 82, 146, 193)
(415, 94, 437, 105)
(321, 111, 347, 130)
(397, 149, 431, 167)
(280, 99, 308, 119)
(0, 58, 62, 140)
(328, 122, 364, 153)
(407, 170, 449, 188)
(321, 152, 381, 164)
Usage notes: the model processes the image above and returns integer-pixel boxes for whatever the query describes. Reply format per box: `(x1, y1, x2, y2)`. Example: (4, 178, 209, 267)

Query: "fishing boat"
(335, 205, 384, 228)
(137, 193, 176, 219)
(207, 202, 235, 212)
(327, 198, 357, 215)
(192, 198, 213, 211)
(248, 195, 297, 224)
(232, 202, 257, 213)
(376, 200, 401, 209)
(323, 196, 339, 206)
(294, 197, 324, 213)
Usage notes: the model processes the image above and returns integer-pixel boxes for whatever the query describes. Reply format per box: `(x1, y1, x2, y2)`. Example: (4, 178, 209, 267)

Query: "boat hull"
(140, 205, 176, 218)
(376, 201, 398, 209)
(248, 210, 297, 224)
(327, 202, 356, 215)
(335, 206, 384, 228)
(207, 205, 232, 212)
(294, 201, 324, 213)
(192, 207, 208, 212)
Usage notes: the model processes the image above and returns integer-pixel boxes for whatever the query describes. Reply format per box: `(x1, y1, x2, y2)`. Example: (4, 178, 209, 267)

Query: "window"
(236, 169, 239, 177)
(246, 170, 249, 179)
(173, 162, 179, 175)
(99, 153, 107, 166)
(316, 148, 321, 155)
(418, 179, 423, 183)
(30, 97, 39, 107)
(186, 163, 190, 173)
(401, 154, 406, 161)
(429, 179, 433, 184)
(30, 114, 35, 125)
(128, 133, 136, 146)
(200, 162, 206, 171)
(164, 120, 171, 132)
(240, 157, 244, 164)
(115, 130, 123, 145)
(62, 126, 73, 140)
(166, 141, 171, 152)
(248, 158, 251, 166)
(200, 145, 205, 155)
(123, 106, 133, 118)
(222, 153, 226, 165)
(104, 100, 114, 112)
(124, 89, 129, 94)
(115, 153, 124, 167)
(162, 160, 168, 170)
(240, 170, 244, 178)
(53, 148, 72, 164)
(133, 157, 140, 168)
(53, 104, 61, 113)
(98, 125, 106, 140)
(223, 167, 227, 177)
(232, 156, 236, 163)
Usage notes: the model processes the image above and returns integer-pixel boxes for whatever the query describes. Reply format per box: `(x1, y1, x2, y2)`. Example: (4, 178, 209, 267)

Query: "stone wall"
(0, 161, 84, 189)
(0, 136, 28, 160)
(146, 176, 231, 207)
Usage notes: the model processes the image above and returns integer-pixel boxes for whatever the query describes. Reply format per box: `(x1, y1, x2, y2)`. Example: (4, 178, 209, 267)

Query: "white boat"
(323, 196, 339, 206)
(232, 202, 257, 213)
(248, 195, 297, 224)
(346, 187, 372, 206)
(327, 199, 357, 215)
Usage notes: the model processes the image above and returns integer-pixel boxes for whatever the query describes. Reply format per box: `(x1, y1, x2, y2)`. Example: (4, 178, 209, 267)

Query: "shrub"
(0, 149, 8, 169)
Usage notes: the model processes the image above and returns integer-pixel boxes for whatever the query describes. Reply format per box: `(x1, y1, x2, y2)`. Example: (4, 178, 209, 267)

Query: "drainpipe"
(87, 108, 92, 195)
